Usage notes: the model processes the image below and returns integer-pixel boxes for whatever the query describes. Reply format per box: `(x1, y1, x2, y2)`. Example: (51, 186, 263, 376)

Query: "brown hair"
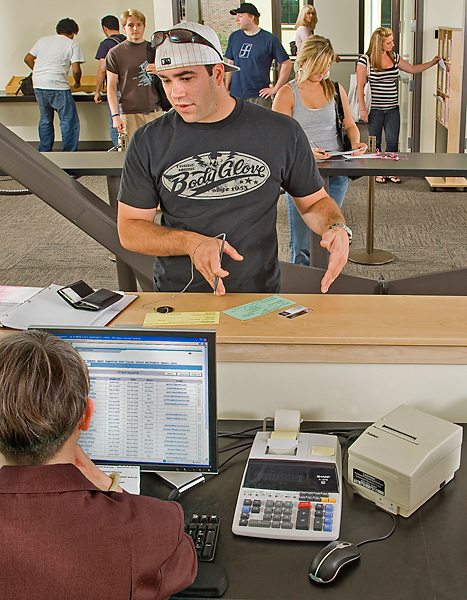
(0, 330, 89, 465)
(366, 27, 395, 71)
(294, 5, 318, 31)
(120, 8, 146, 28)
(294, 35, 336, 103)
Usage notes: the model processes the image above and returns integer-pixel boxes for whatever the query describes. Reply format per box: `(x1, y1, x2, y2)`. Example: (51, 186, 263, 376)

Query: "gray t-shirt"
(118, 99, 324, 293)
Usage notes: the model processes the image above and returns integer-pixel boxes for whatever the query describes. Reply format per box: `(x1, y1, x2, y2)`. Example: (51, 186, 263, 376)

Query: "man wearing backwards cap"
(225, 3, 292, 108)
(117, 22, 351, 295)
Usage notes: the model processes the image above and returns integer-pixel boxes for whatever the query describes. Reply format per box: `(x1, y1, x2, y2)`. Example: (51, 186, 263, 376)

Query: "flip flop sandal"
(388, 176, 401, 183)
(375, 176, 386, 183)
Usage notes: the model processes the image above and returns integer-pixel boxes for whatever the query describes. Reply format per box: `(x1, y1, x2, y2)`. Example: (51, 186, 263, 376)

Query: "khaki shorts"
(246, 96, 272, 109)
(121, 110, 164, 141)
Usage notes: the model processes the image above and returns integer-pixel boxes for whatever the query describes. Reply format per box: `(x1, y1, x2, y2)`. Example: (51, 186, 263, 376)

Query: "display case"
(426, 27, 467, 190)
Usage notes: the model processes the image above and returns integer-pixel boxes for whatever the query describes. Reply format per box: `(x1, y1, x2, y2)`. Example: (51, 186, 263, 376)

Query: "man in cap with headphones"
(117, 22, 351, 295)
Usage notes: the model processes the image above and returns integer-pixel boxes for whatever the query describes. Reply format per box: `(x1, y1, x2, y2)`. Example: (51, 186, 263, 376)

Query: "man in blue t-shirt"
(93, 15, 126, 149)
(225, 2, 292, 108)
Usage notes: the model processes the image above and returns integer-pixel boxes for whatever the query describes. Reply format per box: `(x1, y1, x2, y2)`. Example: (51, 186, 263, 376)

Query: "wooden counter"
(111, 293, 467, 365)
(4, 75, 97, 96)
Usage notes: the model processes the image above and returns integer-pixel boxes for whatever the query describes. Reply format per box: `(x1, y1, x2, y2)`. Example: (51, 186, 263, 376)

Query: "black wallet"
(57, 280, 123, 311)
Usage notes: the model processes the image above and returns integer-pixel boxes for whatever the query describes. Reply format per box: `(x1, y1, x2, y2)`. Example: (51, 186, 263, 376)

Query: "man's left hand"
(319, 227, 350, 293)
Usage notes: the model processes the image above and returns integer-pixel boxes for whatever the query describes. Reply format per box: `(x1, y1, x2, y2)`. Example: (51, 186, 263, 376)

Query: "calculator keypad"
(238, 492, 336, 532)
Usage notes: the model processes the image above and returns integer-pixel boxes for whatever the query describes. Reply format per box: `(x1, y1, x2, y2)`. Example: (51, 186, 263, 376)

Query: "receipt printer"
(348, 404, 462, 517)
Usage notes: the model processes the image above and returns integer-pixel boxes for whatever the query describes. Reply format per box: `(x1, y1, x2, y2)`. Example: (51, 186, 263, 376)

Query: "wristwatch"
(329, 223, 352, 245)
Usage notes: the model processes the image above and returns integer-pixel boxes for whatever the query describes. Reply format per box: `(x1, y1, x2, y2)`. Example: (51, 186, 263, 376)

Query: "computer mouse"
(309, 540, 360, 584)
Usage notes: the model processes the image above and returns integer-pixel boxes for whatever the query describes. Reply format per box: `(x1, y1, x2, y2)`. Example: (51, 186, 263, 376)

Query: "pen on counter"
(213, 234, 226, 294)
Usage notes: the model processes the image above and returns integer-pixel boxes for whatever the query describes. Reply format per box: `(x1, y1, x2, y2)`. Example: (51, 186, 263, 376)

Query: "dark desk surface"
(318, 152, 467, 177)
(142, 421, 466, 600)
(42, 151, 467, 179)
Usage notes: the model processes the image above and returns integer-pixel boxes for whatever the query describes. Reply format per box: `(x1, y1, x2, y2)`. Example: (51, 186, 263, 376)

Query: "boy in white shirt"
(24, 18, 85, 151)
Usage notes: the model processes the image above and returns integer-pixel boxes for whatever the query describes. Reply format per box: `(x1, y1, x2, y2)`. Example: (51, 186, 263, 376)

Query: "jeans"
(34, 89, 80, 152)
(286, 176, 349, 265)
(107, 91, 121, 149)
(368, 107, 400, 152)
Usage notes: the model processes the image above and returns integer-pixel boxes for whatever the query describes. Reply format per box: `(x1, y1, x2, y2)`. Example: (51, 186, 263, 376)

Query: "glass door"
(398, 0, 415, 152)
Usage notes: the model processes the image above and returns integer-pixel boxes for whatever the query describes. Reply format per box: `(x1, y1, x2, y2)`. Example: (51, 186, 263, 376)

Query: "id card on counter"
(278, 305, 312, 319)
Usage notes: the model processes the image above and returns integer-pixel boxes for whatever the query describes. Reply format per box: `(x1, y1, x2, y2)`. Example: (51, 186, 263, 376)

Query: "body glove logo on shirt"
(162, 151, 270, 199)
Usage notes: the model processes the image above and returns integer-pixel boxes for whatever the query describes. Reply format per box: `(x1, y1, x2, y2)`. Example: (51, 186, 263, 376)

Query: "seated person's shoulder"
(125, 494, 185, 537)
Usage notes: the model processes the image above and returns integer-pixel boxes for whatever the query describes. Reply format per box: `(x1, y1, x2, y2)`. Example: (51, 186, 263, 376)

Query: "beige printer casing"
(347, 404, 462, 517)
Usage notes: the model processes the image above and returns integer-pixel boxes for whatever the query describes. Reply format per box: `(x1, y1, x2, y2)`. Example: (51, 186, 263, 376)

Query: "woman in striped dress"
(356, 27, 439, 183)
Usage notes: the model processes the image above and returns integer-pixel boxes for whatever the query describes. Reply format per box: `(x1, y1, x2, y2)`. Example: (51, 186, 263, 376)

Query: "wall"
(0, 0, 173, 143)
(217, 363, 467, 423)
(1, 1, 464, 149)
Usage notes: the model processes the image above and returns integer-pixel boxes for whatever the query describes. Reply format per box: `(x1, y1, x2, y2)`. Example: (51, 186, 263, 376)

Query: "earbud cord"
(140, 233, 226, 311)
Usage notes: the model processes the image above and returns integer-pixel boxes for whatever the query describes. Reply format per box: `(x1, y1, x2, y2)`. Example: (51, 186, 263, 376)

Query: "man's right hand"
(94, 91, 102, 104)
(189, 235, 243, 295)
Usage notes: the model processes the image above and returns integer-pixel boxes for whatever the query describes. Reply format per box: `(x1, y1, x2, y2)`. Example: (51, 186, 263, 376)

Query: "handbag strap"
(333, 81, 345, 124)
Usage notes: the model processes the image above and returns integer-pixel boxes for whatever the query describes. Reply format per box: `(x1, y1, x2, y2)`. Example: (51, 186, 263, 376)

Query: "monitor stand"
(155, 471, 205, 496)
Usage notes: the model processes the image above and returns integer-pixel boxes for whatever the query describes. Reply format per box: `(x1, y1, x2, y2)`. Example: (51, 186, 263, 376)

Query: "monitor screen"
(35, 326, 218, 473)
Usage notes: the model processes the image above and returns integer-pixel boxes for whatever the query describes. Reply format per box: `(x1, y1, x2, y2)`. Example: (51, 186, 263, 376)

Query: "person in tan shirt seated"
(0, 330, 196, 600)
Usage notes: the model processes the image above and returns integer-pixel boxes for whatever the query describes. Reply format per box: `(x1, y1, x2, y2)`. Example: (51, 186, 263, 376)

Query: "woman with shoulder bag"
(357, 27, 439, 183)
(272, 36, 366, 266)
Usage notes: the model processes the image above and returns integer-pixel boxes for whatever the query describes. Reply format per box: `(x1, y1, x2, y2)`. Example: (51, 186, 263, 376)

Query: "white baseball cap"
(153, 22, 240, 72)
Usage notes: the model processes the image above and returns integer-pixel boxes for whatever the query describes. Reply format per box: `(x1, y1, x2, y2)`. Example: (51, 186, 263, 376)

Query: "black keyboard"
(186, 513, 220, 562)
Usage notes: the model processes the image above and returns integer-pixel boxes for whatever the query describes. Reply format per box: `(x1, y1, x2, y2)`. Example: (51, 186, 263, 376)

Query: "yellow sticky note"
(143, 311, 220, 327)
(311, 446, 335, 457)
(270, 431, 298, 440)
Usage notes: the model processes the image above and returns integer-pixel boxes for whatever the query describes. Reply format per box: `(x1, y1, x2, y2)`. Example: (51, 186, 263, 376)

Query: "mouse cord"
(354, 511, 396, 547)
(141, 233, 226, 310)
(340, 431, 397, 548)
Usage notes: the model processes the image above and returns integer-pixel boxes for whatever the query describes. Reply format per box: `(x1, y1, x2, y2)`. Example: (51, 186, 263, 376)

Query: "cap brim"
(224, 61, 240, 72)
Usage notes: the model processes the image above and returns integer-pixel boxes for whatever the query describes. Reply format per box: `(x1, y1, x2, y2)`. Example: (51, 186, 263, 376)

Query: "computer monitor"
(35, 326, 218, 491)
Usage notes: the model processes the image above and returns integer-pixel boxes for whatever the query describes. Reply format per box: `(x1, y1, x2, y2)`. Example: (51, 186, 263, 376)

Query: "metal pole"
(366, 176, 375, 254)
(348, 177, 395, 265)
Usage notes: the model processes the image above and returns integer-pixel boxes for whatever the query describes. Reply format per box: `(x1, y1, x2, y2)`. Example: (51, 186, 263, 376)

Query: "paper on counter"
(0, 286, 41, 319)
(0, 284, 137, 329)
(143, 311, 220, 327)
(223, 295, 295, 321)
(326, 148, 362, 157)
(97, 464, 141, 494)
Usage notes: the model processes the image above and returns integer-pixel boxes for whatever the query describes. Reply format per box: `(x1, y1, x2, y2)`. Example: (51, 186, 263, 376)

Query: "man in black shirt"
(117, 22, 351, 295)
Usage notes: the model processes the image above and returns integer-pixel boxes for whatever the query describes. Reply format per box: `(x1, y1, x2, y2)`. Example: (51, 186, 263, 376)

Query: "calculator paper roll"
(274, 409, 301, 434)
(269, 409, 301, 450)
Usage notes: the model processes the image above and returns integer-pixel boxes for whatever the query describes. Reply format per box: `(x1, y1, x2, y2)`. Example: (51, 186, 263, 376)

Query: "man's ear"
(213, 63, 225, 85)
(79, 397, 95, 431)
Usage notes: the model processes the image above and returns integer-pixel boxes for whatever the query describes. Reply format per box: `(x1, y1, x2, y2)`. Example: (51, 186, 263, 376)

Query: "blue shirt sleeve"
(270, 34, 290, 64)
